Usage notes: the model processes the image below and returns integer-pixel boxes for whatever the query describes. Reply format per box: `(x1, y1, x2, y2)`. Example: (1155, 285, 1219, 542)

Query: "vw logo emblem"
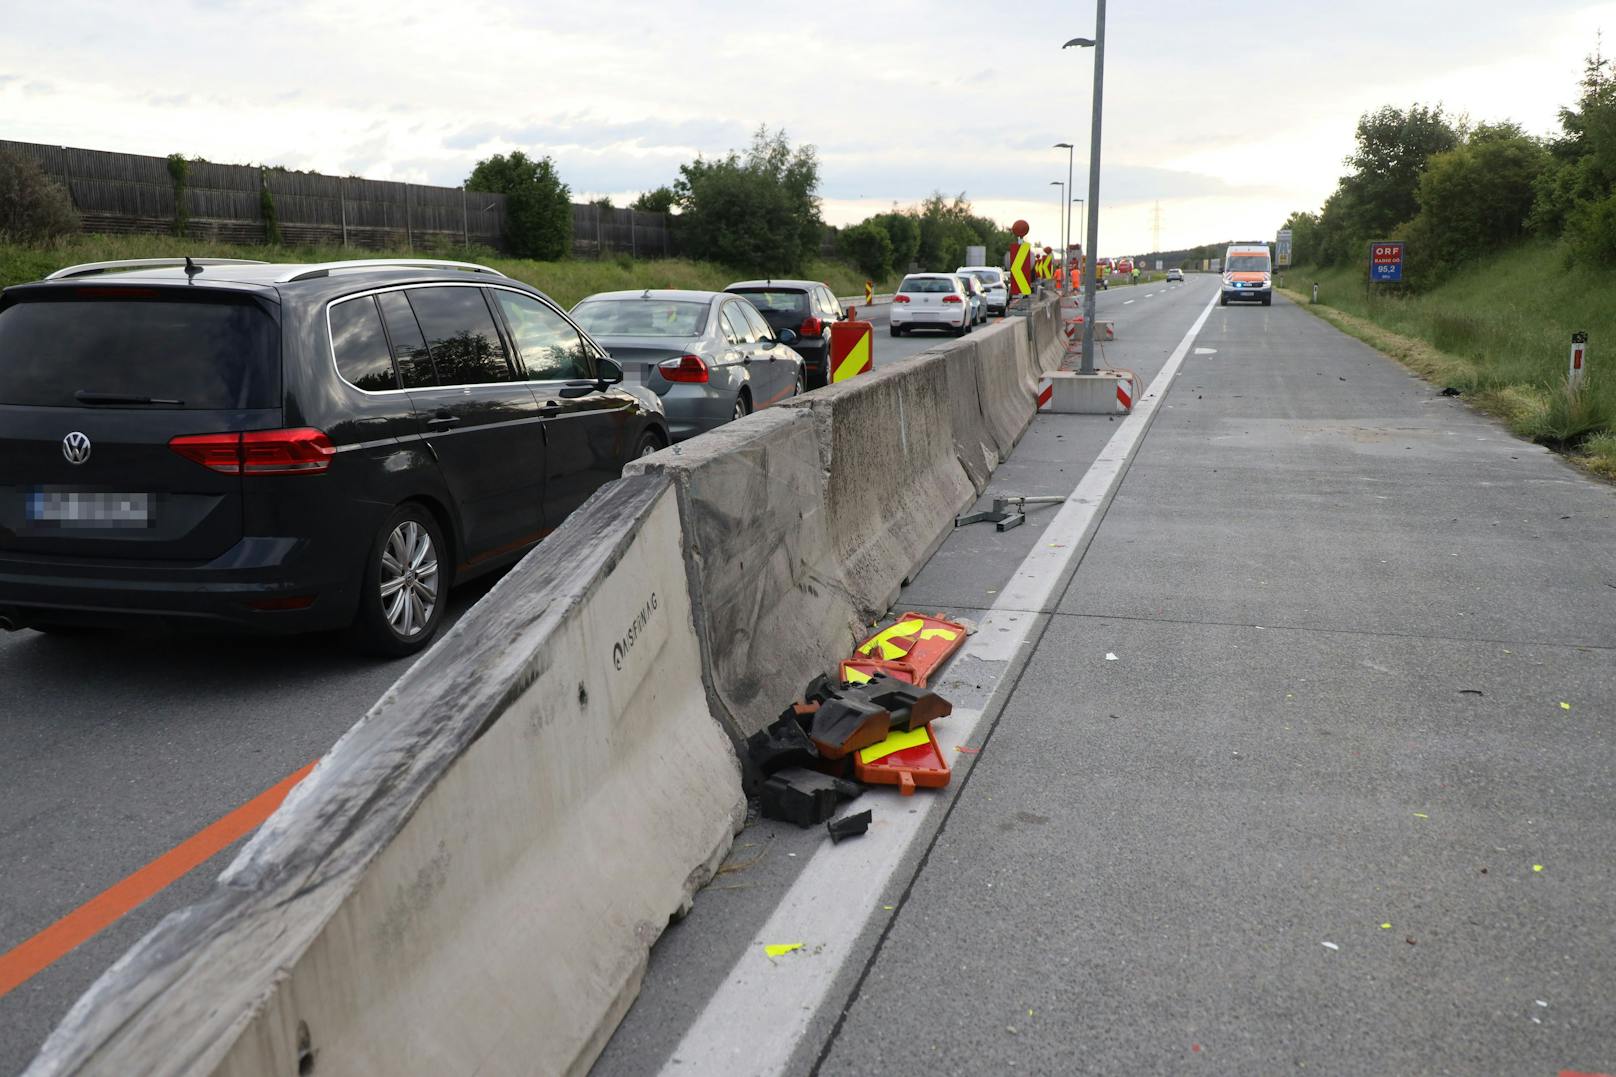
(62, 431, 92, 466)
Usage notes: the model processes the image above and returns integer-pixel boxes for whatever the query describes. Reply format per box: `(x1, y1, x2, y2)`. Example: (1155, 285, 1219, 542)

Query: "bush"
(674, 128, 822, 275)
(838, 221, 893, 280)
(467, 151, 572, 260)
(0, 150, 80, 244)
(1565, 190, 1616, 267)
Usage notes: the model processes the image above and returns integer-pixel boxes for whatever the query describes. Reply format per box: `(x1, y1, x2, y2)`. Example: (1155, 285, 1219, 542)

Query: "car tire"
(953, 321, 968, 337)
(1261, 296, 1273, 306)
(792, 368, 806, 396)
(347, 503, 449, 658)
(732, 392, 752, 422)
(634, 428, 665, 458)
(1219, 296, 1229, 306)
(890, 325, 902, 337)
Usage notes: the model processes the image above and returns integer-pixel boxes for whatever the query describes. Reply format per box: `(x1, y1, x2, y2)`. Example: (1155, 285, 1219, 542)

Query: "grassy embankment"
(1279, 240, 1616, 479)
(0, 234, 899, 309)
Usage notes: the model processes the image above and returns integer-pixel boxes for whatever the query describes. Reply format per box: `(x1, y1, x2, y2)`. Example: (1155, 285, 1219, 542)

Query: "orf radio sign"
(1369, 241, 1404, 283)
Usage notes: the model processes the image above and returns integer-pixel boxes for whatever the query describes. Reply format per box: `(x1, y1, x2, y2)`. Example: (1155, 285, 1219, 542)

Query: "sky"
(4, 0, 1616, 259)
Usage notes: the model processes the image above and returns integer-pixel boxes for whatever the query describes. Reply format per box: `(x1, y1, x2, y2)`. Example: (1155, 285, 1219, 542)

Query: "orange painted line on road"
(0, 760, 315, 1000)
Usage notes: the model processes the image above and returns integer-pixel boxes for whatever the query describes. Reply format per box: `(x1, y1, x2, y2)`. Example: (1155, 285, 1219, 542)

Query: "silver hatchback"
(572, 290, 805, 441)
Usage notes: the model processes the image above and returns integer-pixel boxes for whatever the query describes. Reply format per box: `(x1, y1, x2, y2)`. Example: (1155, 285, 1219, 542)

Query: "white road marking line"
(658, 289, 1222, 1077)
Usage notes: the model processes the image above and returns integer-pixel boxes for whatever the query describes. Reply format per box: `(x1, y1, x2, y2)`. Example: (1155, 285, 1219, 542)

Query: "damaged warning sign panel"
(853, 724, 951, 796)
(844, 613, 967, 687)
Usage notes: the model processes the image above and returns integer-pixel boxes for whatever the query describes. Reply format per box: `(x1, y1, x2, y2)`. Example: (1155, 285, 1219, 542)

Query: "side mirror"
(777, 328, 799, 345)
(596, 355, 624, 388)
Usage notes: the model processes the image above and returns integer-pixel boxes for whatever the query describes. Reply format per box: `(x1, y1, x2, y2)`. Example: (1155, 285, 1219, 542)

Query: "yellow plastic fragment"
(1533, 864, 1544, 873)
(1380, 922, 1392, 929)
(1560, 702, 1571, 710)
(765, 943, 803, 958)
(857, 725, 931, 765)
(1412, 812, 1428, 819)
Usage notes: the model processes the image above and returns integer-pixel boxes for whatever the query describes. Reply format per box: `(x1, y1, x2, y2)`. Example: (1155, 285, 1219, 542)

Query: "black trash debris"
(1441, 386, 1461, 397)
(827, 809, 873, 843)
(744, 709, 821, 784)
(761, 767, 863, 827)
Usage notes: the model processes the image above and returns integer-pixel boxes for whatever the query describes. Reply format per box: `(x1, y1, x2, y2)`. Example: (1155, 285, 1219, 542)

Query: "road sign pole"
(1080, 0, 1106, 376)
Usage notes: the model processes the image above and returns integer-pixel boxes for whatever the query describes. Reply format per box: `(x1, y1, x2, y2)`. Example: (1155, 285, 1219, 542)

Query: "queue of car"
(0, 254, 1014, 655)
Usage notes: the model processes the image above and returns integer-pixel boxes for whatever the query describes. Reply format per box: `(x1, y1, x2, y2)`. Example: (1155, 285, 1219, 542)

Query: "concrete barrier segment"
(626, 409, 866, 745)
(25, 474, 743, 1077)
(780, 350, 977, 618)
(970, 319, 1038, 460)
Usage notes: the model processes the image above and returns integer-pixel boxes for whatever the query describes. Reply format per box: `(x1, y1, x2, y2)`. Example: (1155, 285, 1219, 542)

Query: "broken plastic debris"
(1560, 701, 1572, 710)
(858, 726, 930, 765)
(764, 943, 803, 958)
(1380, 922, 1392, 929)
(1533, 864, 1544, 873)
(827, 809, 872, 843)
(1321, 941, 1339, 951)
(1412, 812, 1429, 819)
(1535, 999, 1548, 1007)
(1105, 652, 1118, 661)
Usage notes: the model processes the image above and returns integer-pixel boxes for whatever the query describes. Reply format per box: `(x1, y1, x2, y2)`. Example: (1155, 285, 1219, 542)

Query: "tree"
(839, 221, 894, 280)
(673, 127, 822, 274)
(0, 150, 79, 243)
(910, 192, 1003, 270)
(588, 195, 615, 210)
(631, 186, 676, 214)
(1279, 210, 1320, 267)
(466, 151, 572, 260)
(1337, 104, 1462, 239)
(868, 211, 920, 270)
(1407, 123, 1545, 278)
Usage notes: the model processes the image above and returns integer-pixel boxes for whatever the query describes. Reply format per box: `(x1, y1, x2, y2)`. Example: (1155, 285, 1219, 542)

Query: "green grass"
(0, 234, 898, 309)
(1282, 240, 1616, 480)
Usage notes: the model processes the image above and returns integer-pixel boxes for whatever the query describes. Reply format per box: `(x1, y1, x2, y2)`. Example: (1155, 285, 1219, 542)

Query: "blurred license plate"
(28, 489, 151, 527)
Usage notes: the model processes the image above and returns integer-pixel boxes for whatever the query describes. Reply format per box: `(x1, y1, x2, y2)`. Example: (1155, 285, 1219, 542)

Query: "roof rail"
(44, 258, 270, 280)
(275, 259, 507, 283)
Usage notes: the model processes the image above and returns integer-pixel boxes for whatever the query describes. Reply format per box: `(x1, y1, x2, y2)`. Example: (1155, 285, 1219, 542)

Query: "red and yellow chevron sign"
(830, 319, 873, 383)
(1009, 242, 1032, 295)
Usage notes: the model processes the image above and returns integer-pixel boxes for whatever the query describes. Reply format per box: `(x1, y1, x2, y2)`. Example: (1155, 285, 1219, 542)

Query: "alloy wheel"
(378, 520, 439, 639)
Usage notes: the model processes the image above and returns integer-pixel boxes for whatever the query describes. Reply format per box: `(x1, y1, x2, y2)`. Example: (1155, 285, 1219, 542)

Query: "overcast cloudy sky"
(4, 1, 1614, 256)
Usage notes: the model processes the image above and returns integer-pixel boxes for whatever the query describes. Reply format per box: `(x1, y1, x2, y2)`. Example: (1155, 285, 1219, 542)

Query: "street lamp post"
(1049, 180, 1064, 291)
(1065, 0, 1104, 375)
(1054, 142, 1074, 295)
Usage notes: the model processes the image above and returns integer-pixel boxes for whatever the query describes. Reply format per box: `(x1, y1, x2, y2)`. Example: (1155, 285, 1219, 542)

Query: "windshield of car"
(570, 298, 709, 337)
(729, 290, 808, 315)
(970, 271, 1003, 287)
(0, 294, 279, 409)
(1226, 254, 1270, 272)
(899, 277, 956, 293)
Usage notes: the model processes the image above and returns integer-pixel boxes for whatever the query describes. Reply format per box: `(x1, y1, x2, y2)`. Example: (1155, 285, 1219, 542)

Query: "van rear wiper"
(74, 391, 185, 406)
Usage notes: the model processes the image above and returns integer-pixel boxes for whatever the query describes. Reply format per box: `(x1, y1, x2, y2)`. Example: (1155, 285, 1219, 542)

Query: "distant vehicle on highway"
(954, 274, 988, 325)
(573, 289, 804, 440)
(723, 280, 844, 389)
(0, 257, 669, 656)
(1166, 267, 1184, 283)
(1221, 244, 1273, 306)
(956, 265, 1009, 315)
(889, 274, 972, 337)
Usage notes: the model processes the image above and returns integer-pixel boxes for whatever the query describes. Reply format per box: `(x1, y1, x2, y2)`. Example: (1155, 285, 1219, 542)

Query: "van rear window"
(0, 295, 279, 409)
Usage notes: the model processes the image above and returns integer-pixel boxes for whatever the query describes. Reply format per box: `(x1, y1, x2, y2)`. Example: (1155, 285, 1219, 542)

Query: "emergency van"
(1221, 244, 1272, 306)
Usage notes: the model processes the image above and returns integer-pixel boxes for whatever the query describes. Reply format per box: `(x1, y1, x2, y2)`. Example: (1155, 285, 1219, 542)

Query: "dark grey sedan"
(571, 290, 806, 441)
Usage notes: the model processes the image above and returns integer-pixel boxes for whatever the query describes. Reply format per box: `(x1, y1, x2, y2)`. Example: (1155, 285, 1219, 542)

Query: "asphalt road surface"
(597, 275, 1616, 1075)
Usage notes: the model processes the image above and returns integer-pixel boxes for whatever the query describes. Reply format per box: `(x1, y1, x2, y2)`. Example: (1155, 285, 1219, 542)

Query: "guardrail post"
(1311, 282, 1319, 305)
(1570, 331, 1588, 391)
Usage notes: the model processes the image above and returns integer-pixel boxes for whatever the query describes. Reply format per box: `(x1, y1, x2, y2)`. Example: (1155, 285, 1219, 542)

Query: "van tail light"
(658, 354, 710, 384)
(170, 428, 335, 475)
(892, 294, 912, 303)
(800, 317, 823, 336)
(942, 295, 963, 304)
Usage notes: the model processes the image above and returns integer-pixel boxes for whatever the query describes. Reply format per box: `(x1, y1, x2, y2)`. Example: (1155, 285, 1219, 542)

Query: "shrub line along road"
(597, 275, 1616, 1076)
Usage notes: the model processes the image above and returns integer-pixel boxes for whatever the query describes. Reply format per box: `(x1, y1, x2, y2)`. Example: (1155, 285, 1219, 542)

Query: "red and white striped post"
(1569, 331, 1588, 391)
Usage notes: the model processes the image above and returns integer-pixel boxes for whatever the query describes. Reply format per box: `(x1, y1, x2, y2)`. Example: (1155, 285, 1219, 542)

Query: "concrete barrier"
(26, 474, 744, 1077)
(626, 409, 863, 749)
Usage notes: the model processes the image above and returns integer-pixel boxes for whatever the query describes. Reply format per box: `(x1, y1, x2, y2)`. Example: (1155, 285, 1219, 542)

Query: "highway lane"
(0, 579, 500, 1071)
(597, 273, 1616, 1075)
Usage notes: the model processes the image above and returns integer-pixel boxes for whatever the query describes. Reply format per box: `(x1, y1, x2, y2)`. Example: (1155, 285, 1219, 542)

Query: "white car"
(957, 265, 1009, 315)
(890, 273, 971, 337)
(954, 274, 987, 325)
(1166, 267, 1184, 283)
